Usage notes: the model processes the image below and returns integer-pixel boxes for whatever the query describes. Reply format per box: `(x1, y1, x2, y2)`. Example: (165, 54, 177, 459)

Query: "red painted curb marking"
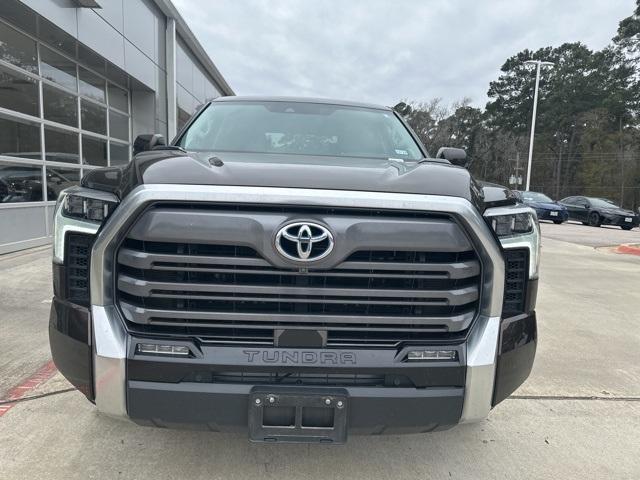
(0, 360, 58, 417)
(615, 245, 640, 256)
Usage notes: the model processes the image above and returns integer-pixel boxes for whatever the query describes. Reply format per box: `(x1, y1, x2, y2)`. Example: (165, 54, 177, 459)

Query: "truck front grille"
(115, 205, 482, 347)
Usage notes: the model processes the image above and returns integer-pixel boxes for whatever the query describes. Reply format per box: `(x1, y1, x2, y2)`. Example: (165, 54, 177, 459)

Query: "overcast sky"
(174, 0, 635, 109)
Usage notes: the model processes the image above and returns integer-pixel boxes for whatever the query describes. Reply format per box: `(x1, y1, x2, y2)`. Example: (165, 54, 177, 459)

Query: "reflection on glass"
(78, 44, 106, 76)
(43, 84, 78, 127)
(45, 127, 79, 163)
(40, 46, 77, 91)
(110, 142, 130, 165)
(0, 0, 38, 38)
(39, 18, 77, 60)
(79, 67, 105, 102)
(109, 110, 129, 141)
(0, 64, 39, 116)
(106, 63, 127, 89)
(0, 116, 40, 158)
(0, 22, 37, 73)
(0, 161, 43, 203)
(81, 100, 106, 135)
(46, 166, 80, 200)
(82, 136, 107, 166)
(108, 84, 128, 112)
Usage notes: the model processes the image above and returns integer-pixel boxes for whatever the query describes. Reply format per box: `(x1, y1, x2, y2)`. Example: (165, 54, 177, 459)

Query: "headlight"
(53, 187, 119, 263)
(489, 212, 534, 238)
(62, 193, 117, 223)
(484, 206, 541, 279)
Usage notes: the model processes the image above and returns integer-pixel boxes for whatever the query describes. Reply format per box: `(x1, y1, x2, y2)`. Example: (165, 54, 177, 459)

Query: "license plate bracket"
(248, 387, 348, 444)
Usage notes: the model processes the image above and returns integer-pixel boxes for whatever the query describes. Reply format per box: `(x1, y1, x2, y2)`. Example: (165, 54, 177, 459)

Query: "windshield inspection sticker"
(395, 149, 409, 156)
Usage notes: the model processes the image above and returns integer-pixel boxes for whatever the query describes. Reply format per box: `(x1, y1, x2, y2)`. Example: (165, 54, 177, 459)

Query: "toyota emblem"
(275, 222, 334, 262)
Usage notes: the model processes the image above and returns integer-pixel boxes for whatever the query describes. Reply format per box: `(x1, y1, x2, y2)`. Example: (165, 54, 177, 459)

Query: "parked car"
(559, 196, 640, 230)
(49, 96, 540, 443)
(512, 190, 569, 224)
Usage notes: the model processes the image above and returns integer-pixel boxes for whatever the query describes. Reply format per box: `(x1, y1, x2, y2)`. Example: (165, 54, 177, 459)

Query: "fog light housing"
(406, 349, 458, 361)
(136, 343, 191, 356)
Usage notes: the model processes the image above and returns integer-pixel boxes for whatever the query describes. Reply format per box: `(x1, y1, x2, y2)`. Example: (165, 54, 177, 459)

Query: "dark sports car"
(559, 196, 639, 230)
(512, 190, 569, 224)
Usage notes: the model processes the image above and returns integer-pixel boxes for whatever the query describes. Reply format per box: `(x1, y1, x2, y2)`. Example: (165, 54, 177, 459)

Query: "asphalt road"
(1, 225, 639, 479)
(539, 220, 640, 247)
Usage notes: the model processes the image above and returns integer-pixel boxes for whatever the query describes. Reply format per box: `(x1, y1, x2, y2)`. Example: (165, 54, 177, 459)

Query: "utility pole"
(516, 151, 522, 190)
(524, 60, 554, 191)
(619, 116, 625, 207)
(511, 151, 524, 190)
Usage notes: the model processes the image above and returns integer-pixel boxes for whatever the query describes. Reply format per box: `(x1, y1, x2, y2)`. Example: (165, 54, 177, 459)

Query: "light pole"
(524, 60, 554, 191)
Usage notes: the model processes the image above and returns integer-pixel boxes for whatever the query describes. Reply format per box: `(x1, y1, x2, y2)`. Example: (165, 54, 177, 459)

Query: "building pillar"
(165, 17, 177, 140)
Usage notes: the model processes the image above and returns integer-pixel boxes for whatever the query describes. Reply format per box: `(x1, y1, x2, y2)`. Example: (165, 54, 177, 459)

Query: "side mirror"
(436, 147, 467, 167)
(133, 134, 166, 156)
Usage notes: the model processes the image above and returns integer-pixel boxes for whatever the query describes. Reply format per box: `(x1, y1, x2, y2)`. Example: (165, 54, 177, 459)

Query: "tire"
(553, 220, 563, 224)
(621, 225, 633, 231)
(588, 212, 601, 227)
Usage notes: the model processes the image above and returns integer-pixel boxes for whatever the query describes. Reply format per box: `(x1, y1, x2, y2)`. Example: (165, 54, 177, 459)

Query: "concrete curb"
(614, 244, 640, 256)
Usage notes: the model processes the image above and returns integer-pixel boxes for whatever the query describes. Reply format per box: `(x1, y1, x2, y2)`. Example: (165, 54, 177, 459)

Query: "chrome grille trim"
(91, 185, 504, 315)
(117, 275, 479, 303)
(119, 301, 476, 329)
(117, 247, 481, 278)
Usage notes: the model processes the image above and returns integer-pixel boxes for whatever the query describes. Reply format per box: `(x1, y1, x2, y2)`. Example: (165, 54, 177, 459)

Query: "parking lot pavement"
(1, 235, 640, 479)
(0, 246, 54, 399)
(539, 220, 640, 247)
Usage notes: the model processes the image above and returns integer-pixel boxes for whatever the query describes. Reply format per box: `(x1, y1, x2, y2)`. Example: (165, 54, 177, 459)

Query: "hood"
(528, 201, 565, 211)
(600, 206, 636, 216)
(83, 150, 486, 208)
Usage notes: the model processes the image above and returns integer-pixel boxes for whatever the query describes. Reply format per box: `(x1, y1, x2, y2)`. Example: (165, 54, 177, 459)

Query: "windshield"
(178, 101, 424, 160)
(522, 192, 553, 203)
(589, 198, 620, 208)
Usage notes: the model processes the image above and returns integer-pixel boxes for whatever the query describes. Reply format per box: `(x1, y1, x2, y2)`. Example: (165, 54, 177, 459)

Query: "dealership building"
(0, 0, 233, 254)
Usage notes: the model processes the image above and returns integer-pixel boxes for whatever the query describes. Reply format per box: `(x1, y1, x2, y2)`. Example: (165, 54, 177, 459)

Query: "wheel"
(553, 220, 563, 224)
(588, 212, 601, 227)
(621, 225, 633, 231)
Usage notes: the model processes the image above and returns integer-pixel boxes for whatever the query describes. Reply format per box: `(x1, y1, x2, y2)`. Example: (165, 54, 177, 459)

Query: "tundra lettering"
(242, 350, 357, 365)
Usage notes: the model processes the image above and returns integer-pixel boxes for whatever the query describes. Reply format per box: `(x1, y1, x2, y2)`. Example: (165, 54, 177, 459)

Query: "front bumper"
(128, 383, 464, 435)
(536, 209, 569, 222)
(600, 214, 639, 228)
(49, 297, 536, 435)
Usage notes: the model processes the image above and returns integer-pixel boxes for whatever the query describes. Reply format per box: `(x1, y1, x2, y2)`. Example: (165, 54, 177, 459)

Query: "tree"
(484, 41, 638, 201)
(396, 1, 640, 208)
(614, 0, 640, 68)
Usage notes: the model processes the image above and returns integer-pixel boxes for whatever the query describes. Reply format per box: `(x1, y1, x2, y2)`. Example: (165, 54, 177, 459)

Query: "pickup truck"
(49, 96, 539, 443)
